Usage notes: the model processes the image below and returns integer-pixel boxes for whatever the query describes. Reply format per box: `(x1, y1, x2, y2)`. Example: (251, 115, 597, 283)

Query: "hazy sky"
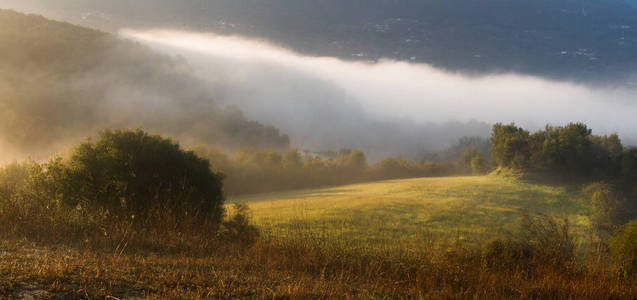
(122, 29, 637, 146)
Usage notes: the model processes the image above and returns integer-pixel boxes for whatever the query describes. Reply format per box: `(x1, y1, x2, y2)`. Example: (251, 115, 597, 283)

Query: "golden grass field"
(5, 175, 631, 299)
(232, 175, 589, 250)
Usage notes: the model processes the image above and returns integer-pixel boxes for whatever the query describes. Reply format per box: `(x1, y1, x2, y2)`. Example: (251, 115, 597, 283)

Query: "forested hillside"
(0, 9, 289, 160)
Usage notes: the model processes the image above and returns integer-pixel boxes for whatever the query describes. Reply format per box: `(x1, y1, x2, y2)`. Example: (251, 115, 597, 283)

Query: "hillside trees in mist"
(460, 147, 490, 175)
(192, 145, 459, 195)
(0, 9, 289, 160)
(491, 122, 637, 183)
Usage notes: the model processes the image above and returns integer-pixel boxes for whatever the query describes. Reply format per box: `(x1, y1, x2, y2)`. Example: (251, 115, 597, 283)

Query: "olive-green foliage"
(0, 130, 255, 249)
(211, 147, 370, 195)
(34, 129, 225, 222)
(193, 146, 459, 195)
(433, 136, 491, 163)
(471, 154, 490, 175)
(610, 220, 637, 278)
(460, 147, 491, 174)
(372, 157, 456, 180)
(582, 182, 627, 234)
(491, 123, 531, 169)
(491, 122, 634, 183)
(529, 123, 613, 179)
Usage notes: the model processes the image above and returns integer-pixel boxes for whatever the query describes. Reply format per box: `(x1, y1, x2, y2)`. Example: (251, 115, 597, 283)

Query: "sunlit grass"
(1, 175, 628, 298)
(231, 175, 589, 250)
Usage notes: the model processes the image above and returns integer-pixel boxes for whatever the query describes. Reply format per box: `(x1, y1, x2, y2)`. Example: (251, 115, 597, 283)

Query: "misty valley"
(1, 4, 637, 299)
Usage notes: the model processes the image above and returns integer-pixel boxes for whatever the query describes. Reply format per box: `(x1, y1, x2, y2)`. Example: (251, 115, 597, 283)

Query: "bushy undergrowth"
(0, 193, 258, 254)
(2, 209, 609, 298)
(484, 211, 576, 272)
(0, 130, 259, 253)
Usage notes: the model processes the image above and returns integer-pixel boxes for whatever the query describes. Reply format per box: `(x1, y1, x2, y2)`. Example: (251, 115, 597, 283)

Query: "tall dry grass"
(0, 164, 635, 298)
(1, 193, 636, 298)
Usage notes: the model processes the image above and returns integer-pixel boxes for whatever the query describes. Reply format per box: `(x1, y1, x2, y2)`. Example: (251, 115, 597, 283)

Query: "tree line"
(490, 122, 636, 184)
(191, 146, 463, 196)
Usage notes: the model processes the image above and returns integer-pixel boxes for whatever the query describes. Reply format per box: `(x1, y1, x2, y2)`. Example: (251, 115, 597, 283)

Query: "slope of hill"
(232, 175, 588, 249)
(0, 9, 289, 161)
(3, 0, 637, 83)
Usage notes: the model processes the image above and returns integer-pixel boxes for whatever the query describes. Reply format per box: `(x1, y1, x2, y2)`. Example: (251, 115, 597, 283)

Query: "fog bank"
(122, 29, 637, 151)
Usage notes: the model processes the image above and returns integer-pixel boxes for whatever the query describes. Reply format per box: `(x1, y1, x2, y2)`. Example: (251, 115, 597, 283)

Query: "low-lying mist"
(2, 9, 636, 166)
(0, 10, 289, 165)
(122, 29, 637, 155)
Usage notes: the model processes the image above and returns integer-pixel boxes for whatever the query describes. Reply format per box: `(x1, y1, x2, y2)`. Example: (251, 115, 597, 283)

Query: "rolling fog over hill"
(0, 10, 289, 164)
(122, 29, 637, 151)
(0, 7, 636, 163)
(0, 9, 490, 163)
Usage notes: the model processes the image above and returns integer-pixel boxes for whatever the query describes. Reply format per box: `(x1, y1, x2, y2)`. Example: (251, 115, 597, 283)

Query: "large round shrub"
(44, 129, 225, 222)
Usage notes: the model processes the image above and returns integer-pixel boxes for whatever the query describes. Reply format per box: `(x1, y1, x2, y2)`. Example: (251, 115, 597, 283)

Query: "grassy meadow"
(233, 175, 589, 251)
(3, 174, 637, 298)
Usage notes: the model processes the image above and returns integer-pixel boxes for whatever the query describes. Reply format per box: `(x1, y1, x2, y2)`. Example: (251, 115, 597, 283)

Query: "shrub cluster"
(0, 129, 262, 251)
(490, 122, 634, 183)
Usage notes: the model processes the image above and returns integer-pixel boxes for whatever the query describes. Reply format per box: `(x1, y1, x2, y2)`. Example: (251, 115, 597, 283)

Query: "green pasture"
(230, 176, 590, 250)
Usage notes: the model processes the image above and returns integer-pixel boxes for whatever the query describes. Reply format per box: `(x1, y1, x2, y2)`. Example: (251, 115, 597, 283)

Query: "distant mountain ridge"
(2, 0, 637, 83)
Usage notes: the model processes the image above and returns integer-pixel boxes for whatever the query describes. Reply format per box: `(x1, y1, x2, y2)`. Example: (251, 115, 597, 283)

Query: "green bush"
(610, 220, 637, 278)
(582, 182, 626, 234)
(32, 129, 225, 223)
